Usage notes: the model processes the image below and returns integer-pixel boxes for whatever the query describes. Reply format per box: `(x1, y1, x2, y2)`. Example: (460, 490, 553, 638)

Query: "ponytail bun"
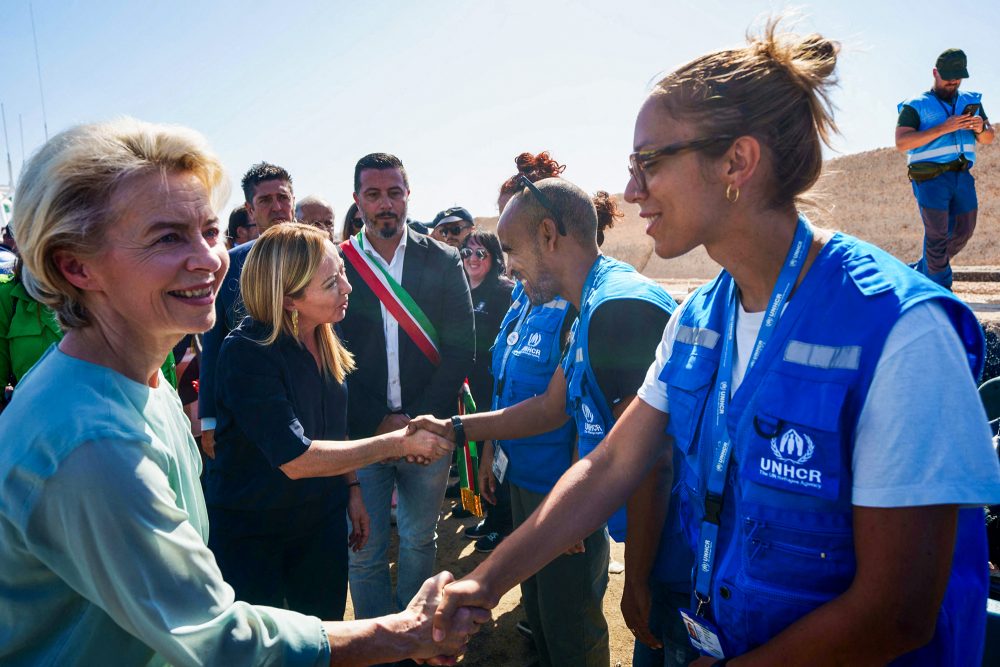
(500, 151, 567, 202)
(652, 15, 840, 210)
(591, 190, 623, 247)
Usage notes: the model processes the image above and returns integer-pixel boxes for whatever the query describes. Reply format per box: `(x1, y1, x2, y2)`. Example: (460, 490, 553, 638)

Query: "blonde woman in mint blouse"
(0, 118, 485, 667)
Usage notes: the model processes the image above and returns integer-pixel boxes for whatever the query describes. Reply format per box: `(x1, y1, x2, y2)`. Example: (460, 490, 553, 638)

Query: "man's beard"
(524, 269, 559, 306)
(364, 212, 403, 239)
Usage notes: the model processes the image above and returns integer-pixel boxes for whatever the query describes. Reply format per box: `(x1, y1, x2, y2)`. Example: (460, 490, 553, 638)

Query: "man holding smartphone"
(896, 48, 994, 289)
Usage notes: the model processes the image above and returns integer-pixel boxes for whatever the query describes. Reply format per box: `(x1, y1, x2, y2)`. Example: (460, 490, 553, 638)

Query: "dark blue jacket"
(204, 318, 348, 512)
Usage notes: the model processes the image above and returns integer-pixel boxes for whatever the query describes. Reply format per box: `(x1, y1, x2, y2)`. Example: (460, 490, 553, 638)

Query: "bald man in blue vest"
(895, 48, 995, 289)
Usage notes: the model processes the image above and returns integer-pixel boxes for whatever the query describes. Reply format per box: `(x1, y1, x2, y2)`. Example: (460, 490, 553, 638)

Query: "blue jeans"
(348, 455, 451, 618)
(911, 169, 978, 285)
(632, 582, 700, 667)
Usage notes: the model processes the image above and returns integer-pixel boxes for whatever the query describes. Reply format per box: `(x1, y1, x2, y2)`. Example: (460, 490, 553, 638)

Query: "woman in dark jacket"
(459, 230, 515, 551)
(206, 223, 452, 620)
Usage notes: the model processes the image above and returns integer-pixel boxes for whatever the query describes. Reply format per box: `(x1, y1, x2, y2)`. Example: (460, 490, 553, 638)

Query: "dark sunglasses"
(628, 136, 735, 192)
(350, 217, 364, 230)
(460, 248, 489, 260)
(438, 223, 471, 237)
(517, 174, 567, 236)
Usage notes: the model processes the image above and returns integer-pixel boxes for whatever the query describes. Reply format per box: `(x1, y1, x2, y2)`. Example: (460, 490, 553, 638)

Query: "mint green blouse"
(0, 347, 330, 666)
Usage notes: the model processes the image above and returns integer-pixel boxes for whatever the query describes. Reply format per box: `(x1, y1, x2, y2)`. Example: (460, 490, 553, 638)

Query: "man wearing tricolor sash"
(340, 153, 475, 628)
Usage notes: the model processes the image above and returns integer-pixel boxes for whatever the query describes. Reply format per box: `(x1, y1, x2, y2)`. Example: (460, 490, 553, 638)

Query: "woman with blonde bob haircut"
(0, 119, 483, 666)
(207, 222, 454, 622)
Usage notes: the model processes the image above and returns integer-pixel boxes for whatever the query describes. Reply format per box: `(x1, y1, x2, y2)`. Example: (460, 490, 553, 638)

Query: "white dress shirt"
(362, 226, 409, 412)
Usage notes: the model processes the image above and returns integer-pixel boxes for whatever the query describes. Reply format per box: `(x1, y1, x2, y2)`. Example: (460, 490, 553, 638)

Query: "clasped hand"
(375, 414, 454, 465)
(404, 572, 492, 665)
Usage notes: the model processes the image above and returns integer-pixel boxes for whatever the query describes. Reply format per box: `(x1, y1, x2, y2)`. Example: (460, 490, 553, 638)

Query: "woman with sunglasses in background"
(458, 230, 515, 552)
(340, 202, 365, 242)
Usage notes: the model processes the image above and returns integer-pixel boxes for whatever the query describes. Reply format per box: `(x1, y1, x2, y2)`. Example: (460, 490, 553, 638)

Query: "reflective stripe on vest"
(490, 283, 576, 493)
(564, 255, 677, 541)
(899, 90, 982, 165)
(664, 232, 986, 660)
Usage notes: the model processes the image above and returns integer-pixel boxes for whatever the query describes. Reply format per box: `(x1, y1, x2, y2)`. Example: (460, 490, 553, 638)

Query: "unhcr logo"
(516, 331, 544, 360)
(581, 403, 603, 436)
(758, 428, 823, 488)
(770, 429, 814, 465)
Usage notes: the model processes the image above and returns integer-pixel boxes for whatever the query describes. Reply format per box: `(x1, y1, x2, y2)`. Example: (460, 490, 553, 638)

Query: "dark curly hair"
(498, 152, 566, 203)
(591, 190, 624, 247)
(499, 151, 621, 247)
(241, 162, 293, 205)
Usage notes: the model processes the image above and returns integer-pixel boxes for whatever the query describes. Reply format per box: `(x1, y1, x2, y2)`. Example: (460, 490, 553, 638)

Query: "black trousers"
(208, 499, 349, 620)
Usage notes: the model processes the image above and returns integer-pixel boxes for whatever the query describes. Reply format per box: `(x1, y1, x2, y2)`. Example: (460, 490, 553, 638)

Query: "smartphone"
(963, 103, 982, 116)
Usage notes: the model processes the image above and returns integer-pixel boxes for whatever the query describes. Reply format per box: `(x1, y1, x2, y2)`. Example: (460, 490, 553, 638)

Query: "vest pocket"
(660, 352, 717, 457)
(742, 371, 849, 501)
(741, 513, 855, 594)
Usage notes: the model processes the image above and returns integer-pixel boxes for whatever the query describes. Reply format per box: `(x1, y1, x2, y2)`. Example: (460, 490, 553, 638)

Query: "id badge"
(678, 608, 725, 659)
(492, 445, 509, 484)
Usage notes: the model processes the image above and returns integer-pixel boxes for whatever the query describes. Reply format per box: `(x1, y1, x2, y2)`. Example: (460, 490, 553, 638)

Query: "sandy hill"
(475, 145, 1000, 280)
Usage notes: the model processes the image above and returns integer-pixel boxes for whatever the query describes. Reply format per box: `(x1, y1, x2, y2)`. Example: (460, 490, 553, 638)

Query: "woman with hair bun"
(432, 19, 1000, 666)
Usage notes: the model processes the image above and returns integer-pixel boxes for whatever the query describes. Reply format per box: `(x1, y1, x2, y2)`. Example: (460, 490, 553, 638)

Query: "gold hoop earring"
(291, 309, 299, 337)
(725, 183, 740, 203)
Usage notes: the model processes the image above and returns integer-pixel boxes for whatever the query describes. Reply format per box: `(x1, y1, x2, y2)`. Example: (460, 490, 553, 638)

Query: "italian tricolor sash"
(341, 233, 441, 365)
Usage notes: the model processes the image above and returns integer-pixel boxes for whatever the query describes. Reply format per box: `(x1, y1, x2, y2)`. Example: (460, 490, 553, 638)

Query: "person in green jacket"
(0, 260, 177, 407)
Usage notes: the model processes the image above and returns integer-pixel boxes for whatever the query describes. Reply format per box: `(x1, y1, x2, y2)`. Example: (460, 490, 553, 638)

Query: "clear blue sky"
(1, 0, 996, 224)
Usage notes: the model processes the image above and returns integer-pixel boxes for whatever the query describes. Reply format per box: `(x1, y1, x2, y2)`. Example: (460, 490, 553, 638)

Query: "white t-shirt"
(638, 298, 1000, 507)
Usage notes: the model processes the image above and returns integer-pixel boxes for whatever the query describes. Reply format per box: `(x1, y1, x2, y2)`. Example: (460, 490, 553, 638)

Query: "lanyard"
(492, 297, 532, 409)
(693, 215, 813, 613)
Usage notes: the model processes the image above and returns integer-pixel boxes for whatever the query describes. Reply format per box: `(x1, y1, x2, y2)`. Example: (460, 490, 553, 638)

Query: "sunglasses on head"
(438, 223, 471, 237)
(460, 248, 489, 260)
(517, 174, 567, 236)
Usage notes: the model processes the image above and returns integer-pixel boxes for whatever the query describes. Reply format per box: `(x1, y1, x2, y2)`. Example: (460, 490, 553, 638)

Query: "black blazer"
(339, 230, 475, 438)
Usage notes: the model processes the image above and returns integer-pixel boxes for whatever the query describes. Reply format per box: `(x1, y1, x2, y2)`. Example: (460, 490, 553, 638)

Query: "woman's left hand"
(348, 487, 370, 552)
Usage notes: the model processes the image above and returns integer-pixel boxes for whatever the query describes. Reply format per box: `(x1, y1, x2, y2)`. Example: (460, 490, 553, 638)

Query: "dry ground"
(342, 498, 633, 667)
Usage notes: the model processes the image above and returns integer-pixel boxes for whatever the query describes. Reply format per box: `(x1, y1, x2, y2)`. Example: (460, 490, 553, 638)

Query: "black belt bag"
(907, 157, 971, 182)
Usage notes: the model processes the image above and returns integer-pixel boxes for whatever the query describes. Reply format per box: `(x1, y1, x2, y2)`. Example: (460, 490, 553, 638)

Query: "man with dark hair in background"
(896, 48, 995, 289)
(339, 153, 474, 634)
(226, 207, 258, 249)
(199, 162, 294, 457)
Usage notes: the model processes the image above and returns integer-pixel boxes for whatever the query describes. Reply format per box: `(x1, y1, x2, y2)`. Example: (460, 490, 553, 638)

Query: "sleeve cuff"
(201, 417, 217, 431)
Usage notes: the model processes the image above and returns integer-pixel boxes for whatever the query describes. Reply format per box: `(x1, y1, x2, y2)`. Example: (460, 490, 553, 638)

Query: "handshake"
(381, 570, 500, 665)
(377, 414, 463, 466)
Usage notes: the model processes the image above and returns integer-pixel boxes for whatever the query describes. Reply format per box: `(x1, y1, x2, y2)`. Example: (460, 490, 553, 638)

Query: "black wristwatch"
(450, 415, 466, 446)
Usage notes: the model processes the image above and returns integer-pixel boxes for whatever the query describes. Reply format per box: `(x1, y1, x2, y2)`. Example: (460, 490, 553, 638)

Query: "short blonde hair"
(13, 117, 229, 329)
(241, 223, 355, 383)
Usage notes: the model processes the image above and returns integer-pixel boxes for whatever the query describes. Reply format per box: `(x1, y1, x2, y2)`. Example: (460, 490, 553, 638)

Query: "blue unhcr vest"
(490, 283, 577, 493)
(898, 90, 982, 165)
(563, 255, 678, 541)
(662, 233, 987, 663)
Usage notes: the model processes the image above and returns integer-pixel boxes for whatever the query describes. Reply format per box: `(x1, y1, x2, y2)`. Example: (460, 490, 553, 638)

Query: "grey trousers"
(511, 483, 610, 667)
